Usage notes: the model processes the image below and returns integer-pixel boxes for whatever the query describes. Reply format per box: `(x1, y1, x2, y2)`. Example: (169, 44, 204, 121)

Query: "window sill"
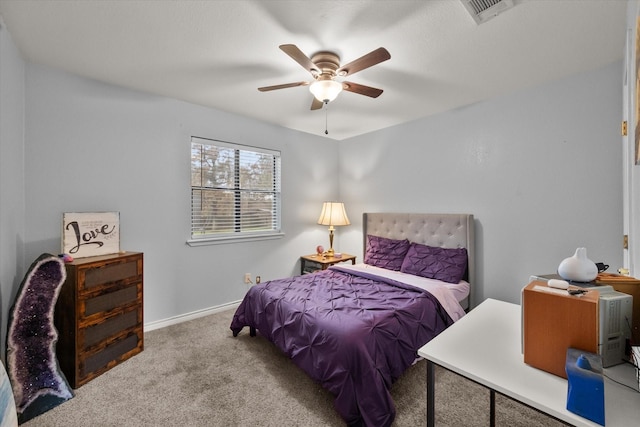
(186, 232, 285, 247)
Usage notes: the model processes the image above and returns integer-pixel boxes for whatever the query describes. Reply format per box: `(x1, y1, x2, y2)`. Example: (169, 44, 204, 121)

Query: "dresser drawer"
(80, 257, 142, 290)
(78, 329, 143, 386)
(80, 305, 142, 348)
(82, 283, 141, 318)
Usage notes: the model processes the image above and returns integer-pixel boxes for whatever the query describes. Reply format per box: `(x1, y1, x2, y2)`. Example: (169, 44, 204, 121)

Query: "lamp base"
(327, 227, 335, 257)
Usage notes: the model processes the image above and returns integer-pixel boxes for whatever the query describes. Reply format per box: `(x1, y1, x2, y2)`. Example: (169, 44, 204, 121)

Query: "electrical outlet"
(244, 273, 252, 284)
(256, 276, 261, 284)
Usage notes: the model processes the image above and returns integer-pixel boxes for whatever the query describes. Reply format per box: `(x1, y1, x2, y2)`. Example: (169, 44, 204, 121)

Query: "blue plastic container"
(565, 348, 605, 425)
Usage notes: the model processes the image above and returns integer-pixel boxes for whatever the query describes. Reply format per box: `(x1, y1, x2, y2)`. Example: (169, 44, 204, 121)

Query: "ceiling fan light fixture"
(260, 44, 390, 110)
(309, 79, 343, 103)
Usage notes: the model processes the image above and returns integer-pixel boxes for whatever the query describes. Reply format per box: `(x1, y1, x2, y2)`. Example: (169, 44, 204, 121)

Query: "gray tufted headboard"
(363, 212, 475, 309)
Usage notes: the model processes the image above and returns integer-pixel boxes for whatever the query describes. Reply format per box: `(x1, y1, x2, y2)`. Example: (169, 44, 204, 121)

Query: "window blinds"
(191, 137, 281, 240)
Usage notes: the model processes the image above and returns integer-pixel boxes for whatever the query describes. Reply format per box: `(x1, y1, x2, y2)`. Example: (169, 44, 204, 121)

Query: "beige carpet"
(23, 308, 566, 426)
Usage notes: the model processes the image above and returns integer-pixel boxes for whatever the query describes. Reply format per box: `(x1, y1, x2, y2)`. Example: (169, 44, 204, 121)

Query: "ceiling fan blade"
(279, 44, 321, 75)
(310, 97, 324, 110)
(342, 81, 384, 98)
(336, 47, 390, 77)
(258, 81, 309, 92)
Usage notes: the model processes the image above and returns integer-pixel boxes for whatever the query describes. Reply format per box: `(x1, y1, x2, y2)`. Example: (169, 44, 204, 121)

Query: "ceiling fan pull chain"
(325, 101, 329, 135)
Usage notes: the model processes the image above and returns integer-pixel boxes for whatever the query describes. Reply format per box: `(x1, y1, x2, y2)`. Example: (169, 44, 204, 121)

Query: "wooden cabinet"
(54, 251, 143, 388)
(522, 280, 599, 379)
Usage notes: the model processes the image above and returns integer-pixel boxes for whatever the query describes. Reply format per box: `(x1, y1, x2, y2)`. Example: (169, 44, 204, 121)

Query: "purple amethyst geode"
(6, 253, 73, 423)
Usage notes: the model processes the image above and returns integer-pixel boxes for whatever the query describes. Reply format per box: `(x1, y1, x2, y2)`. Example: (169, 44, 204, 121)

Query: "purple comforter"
(229, 266, 454, 427)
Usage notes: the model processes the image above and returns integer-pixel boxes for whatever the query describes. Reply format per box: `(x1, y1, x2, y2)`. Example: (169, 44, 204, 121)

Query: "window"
(189, 137, 282, 244)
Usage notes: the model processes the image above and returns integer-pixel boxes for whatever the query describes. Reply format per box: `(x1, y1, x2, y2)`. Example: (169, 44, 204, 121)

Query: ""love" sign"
(62, 212, 120, 258)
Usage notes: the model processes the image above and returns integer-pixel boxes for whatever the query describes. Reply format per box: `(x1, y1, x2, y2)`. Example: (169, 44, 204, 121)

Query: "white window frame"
(187, 136, 283, 246)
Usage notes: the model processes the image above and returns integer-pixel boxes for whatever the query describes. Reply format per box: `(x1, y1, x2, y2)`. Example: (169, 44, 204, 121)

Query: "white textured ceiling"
(0, 0, 628, 140)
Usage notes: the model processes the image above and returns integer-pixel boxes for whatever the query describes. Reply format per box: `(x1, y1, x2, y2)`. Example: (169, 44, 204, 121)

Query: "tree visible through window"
(190, 137, 281, 241)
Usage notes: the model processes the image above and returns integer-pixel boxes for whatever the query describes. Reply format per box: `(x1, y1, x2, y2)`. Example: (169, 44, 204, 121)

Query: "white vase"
(557, 247, 598, 282)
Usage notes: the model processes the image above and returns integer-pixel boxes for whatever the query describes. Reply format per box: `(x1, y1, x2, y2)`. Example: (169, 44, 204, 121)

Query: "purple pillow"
(364, 235, 410, 271)
(400, 243, 468, 284)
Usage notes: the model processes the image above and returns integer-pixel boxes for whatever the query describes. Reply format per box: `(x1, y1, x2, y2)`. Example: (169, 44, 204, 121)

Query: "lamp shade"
(317, 202, 350, 226)
(309, 80, 343, 103)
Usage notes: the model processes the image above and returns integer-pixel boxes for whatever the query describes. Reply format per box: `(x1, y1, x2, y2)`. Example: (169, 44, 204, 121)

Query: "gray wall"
(22, 63, 338, 326)
(339, 61, 623, 307)
(0, 19, 26, 357)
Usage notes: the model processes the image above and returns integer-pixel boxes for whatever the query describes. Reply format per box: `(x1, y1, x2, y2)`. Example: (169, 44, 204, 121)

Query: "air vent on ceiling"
(461, 0, 515, 25)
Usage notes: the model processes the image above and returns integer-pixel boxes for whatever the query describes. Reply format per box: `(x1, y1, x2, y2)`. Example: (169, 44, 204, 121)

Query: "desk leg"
(427, 361, 496, 427)
(427, 360, 435, 427)
(490, 389, 495, 427)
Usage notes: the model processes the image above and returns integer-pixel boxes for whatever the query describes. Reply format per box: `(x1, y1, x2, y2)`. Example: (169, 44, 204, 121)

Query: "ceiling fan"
(258, 44, 391, 110)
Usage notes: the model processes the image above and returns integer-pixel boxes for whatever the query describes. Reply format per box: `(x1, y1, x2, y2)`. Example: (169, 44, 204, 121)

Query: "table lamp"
(317, 202, 350, 256)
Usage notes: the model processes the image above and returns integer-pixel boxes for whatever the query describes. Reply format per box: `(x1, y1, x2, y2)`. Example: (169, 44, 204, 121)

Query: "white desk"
(418, 298, 640, 426)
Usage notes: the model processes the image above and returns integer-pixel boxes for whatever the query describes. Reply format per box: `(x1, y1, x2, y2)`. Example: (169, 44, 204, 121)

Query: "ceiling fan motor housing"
(310, 51, 341, 78)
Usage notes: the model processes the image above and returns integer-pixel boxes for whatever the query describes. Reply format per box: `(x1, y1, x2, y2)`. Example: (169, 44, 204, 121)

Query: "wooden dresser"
(54, 251, 144, 388)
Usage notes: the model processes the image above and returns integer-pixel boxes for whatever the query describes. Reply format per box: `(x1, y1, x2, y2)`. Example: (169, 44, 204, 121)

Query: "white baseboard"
(143, 300, 241, 332)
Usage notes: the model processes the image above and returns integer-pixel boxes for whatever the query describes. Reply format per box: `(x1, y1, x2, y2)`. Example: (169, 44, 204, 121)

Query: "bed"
(230, 212, 475, 427)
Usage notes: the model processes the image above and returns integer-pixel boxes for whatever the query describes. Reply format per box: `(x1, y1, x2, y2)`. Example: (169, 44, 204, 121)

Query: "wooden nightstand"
(300, 253, 356, 274)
